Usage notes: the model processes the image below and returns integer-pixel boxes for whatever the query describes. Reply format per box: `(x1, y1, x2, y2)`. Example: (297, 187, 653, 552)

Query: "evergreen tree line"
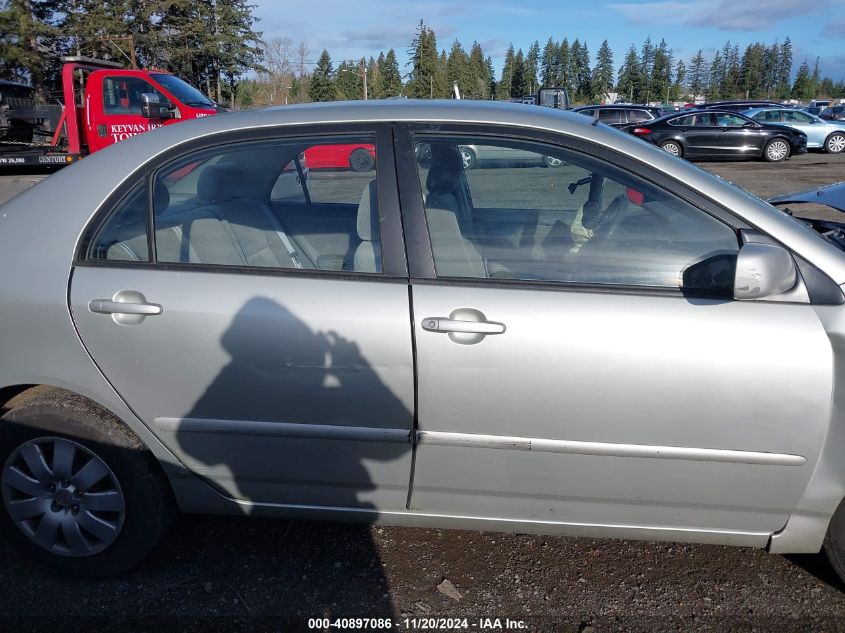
(0, 0, 263, 107)
(301, 24, 845, 106)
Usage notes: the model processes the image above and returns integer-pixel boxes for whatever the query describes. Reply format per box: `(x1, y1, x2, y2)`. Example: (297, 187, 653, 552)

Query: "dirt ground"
(2, 152, 845, 632)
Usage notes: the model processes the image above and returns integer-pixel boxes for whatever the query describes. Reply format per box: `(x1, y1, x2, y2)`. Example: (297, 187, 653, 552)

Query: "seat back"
(352, 179, 381, 273)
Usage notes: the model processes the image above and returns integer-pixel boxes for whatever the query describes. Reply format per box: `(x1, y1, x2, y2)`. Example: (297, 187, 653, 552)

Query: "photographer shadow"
(174, 295, 413, 619)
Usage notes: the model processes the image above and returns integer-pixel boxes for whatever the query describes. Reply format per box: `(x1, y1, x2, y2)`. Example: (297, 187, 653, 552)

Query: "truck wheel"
(763, 138, 790, 162)
(825, 133, 845, 154)
(0, 389, 174, 577)
(349, 148, 375, 172)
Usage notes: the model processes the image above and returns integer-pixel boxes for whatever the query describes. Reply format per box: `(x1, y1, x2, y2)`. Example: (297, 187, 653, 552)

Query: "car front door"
(399, 127, 831, 539)
(87, 75, 171, 153)
(714, 112, 761, 157)
(69, 125, 415, 511)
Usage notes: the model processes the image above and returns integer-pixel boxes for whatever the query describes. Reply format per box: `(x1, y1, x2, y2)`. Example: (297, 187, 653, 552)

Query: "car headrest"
(426, 145, 463, 196)
(154, 179, 170, 212)
(357, 179, 378, 242)
(197, 163, 242, 203)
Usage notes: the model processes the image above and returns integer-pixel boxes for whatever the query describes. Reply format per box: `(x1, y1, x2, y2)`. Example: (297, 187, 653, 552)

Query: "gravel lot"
(2, 151, 845, 632)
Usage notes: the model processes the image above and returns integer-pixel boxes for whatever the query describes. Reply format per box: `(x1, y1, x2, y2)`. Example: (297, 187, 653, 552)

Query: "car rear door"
(69, 124, 415, 511)
(669, 113, 717, 157)
(397, 125, 831, 539)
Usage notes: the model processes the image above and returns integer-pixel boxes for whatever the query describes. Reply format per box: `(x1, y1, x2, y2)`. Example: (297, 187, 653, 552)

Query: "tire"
(824, 498, 845, 585)
(0, 388, 174, 577)
(763, 138, 791, 162)
(459, 147, 476, 170)
(660, 141, 683, 157)
(825, 132, 845, 154)
(543, 155, 564, 168)
(349, 148, 375, 172)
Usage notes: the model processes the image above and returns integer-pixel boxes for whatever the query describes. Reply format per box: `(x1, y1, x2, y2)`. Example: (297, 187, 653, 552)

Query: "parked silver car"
(3, 100, 845, 581)
(744, 107, 845, 153)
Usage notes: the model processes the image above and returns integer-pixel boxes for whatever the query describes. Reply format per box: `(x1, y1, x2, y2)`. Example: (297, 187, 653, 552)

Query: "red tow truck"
(0, 56, 219, 203)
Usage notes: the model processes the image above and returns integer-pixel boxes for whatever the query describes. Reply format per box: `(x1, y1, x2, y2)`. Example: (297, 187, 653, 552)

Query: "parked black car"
(624, 110, 807, 162)
(572, 104, 665, 128)
(821, 106, 845, 122)
(697, 100, 783, 112)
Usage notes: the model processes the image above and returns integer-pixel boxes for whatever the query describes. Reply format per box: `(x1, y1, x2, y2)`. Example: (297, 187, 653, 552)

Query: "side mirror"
(742, 121, 756, 128)
(140, 93, 175, 119)
(734, 243, 797, 300)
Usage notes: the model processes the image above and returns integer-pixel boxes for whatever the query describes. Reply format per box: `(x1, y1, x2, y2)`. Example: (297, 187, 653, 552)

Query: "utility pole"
(430, 76, 433, 98)
(362, 62, 368, 100)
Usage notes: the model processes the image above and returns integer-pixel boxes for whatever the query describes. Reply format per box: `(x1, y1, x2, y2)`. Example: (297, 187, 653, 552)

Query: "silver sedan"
(2, 100, 845, 581)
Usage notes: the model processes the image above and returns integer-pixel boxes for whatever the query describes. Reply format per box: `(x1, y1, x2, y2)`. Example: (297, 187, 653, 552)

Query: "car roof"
(573, 104, 657, 110)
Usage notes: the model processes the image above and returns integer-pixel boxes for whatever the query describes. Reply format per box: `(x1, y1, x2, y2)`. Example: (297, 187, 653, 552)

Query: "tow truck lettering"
(0, 157, 25, 165)
(109, 123, 164, 142)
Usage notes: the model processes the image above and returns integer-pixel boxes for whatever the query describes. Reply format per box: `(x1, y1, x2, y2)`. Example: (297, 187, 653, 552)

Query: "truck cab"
(81, 67, 218, 152)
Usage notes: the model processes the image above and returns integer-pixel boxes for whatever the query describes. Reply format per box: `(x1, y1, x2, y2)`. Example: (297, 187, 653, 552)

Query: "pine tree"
(0, 0, 59, 98)
(591, 39, 614, 101)
(689, 49, 707, 100)
(673, 59, 686, 100)
(557, 38, 570, 91)
(336, 59, 362, 100)
(499, 44, 515, 99)
(446, 39, 470, 96)
(792, 59, 813, 99)
(810, 57, 821, 98)
(617, 45, 640, 103)
(511, 48, 527, 97)
(739, 43, 765, 99)
(540, 37, 558, 88)
(639, 36, 655, 102)
(525, 40, 540, 94)
(468, 41, 490, 99)
(367, 54, 381, 99)
(309, 49, 336, 102)
(708, 51, 723, 100)
(650, 38, 672, 104)
(777, 36, 792, 99)
(379, 48, 403, 97)
(406, 19, 439, 98)
(435, 49, 449, 97)
(214, 0, 264, 107)
(575, 40, 591, 100)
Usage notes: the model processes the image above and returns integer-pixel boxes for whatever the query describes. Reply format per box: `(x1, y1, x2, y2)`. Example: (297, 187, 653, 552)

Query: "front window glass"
(149, 73, 215, 108)
(102, 76, 166, 115)
(413, 135, 739, 293)
(783, 111, 814, 123)
(715, 113, 747, 127)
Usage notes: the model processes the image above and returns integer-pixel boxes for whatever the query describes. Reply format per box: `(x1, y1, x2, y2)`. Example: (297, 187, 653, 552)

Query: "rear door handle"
(89, 300, 162, 315)
(88, 290, 162, 325)
(422, 317, 504, 334)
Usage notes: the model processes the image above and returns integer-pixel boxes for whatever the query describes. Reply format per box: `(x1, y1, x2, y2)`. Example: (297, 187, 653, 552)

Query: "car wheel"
(543, 155, 564, 168)
(764, 138, 790, 162)
(824, 498, 845, 585)
(349, 148, 375, 172)
(0, 388, 174, 577)
(459, 147, 476, 170)
(660, 141, 683, 157)
(825, 133, 845, 154)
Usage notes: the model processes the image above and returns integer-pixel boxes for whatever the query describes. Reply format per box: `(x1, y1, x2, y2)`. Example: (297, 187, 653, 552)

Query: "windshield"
(150, 73, 215, 108)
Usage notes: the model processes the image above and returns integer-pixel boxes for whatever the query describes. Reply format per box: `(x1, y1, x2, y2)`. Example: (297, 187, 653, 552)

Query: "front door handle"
(421, 308, 505, 345)
(88, 290, 161, 325)
(422, 317, 504, 334)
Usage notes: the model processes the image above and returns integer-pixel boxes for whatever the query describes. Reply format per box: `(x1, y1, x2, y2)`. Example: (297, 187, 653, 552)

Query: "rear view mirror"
(140, 93, 175, 119)
(734, 243, 797, 300)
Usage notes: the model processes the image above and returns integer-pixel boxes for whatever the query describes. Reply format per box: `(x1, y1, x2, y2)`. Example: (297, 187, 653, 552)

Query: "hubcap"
(545, 156, 562, 167)
(461, 150, 473, 169)
(829, 135, 845, 153)
(768, 141, 788, 160)
(663, 143, 680, 156)
(2, 437, 125, 557)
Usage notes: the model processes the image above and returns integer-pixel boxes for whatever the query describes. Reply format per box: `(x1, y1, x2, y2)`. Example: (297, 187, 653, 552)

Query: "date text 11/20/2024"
(307, 618, 529, 630)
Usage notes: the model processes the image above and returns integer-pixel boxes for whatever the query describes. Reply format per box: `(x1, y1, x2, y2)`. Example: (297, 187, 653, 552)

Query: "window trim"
(75, 123, 408, 279)
(395, 122, 750, 296)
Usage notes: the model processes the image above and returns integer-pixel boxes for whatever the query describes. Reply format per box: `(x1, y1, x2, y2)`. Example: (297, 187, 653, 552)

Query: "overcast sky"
(253, 0, 845, 81)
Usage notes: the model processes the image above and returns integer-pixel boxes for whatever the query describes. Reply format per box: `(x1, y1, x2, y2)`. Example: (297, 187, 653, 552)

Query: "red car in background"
(304, 143, 376, 171)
